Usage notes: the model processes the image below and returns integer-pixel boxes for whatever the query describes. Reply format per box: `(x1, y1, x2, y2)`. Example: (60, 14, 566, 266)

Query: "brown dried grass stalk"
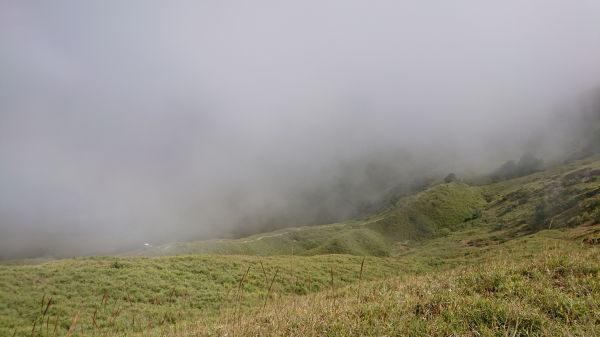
(263, 267, 279, 309)
(64, 311, 79, 337)
(357, 257, 365, 300)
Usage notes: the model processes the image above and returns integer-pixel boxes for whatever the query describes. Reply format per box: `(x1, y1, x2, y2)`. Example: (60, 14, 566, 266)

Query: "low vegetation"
(199, 240, 599, 337)
(134, 181, 485, 257)
(2, 156, 600, 336)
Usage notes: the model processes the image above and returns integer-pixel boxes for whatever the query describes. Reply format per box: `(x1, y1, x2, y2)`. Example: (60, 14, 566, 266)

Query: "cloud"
(1, 0, 600, 258)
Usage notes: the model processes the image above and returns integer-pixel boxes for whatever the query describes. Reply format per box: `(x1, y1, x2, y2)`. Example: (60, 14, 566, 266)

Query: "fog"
(1, 1, 600, 258)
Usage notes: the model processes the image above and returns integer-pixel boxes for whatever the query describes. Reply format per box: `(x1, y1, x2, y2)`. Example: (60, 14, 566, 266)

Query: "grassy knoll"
(133, 181, 486, 257)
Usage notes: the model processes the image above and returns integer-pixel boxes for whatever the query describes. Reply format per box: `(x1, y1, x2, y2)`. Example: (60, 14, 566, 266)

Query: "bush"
(531, 200, 550, 230)
(111, 260, 124, 269)
(444, 173, 457, 183)
(491, 153, 544, 181)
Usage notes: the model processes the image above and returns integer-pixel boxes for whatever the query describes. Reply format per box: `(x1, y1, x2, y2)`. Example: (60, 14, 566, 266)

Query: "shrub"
(443, 173, 457, 183)
(111, 260, 124, 269)
(530, 200, 550, 230)
(491, 153, 544, 181)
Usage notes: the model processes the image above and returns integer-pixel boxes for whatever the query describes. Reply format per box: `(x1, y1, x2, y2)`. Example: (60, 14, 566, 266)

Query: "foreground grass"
(2, 225, 598, 336)
(196, 242, 599, 337)
(2, 252, 454, 337)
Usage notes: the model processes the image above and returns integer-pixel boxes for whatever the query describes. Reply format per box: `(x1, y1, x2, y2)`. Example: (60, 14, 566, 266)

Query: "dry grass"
(5, 227, 600, 337)
(170, 245, 600, 337)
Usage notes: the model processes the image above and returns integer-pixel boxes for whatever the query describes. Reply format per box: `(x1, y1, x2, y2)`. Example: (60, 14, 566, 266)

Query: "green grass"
(2, 224, 599, 337)
(202, 241, 599, 337)
(134, 181, 486, 257)
(135, 155, 600, 259)
(2, 156, 600, 336)
(0, 254, 424, 336)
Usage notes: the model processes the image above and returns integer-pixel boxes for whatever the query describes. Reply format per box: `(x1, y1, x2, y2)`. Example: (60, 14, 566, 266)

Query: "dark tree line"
(491, 153, 544, 182)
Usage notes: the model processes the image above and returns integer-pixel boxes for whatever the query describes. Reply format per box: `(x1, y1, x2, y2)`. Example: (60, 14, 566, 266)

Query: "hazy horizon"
(2, 1, 600, 259)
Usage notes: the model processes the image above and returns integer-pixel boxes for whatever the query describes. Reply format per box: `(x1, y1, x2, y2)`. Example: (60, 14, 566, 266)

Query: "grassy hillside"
(199, 238, 599, 337)
(2, 156, 600, 336)
(2, 224, 597, 337)
(134, 181, 485, 257)
(0, 254, 421, 337)
(136, 154, 600, 258)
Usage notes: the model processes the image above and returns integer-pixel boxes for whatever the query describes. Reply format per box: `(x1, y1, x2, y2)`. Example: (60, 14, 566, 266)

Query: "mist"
(1, 1, 600, 259)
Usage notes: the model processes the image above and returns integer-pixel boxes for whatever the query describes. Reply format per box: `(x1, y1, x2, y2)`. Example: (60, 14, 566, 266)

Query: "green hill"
(135, 154, 600, 258)
(2, 156, 600, 336)
(133, 181, 485, 257)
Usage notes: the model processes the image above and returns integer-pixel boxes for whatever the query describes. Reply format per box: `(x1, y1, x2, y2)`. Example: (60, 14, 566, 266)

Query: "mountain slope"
(134, 182, 485, 257)
(2, 156, 600, 337)
(135, 155, 600, 258)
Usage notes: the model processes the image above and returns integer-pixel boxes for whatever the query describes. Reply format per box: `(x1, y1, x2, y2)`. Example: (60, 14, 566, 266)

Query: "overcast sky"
(2, 1, 600, 258)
